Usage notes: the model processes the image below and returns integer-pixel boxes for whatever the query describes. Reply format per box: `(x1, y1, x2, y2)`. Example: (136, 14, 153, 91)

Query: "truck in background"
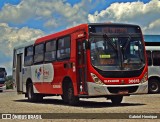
(0, 67, 7, 92)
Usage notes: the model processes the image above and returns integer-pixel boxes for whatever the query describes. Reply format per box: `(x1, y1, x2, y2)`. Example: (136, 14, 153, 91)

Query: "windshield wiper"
(123, 34, 131, 52)
(103, 34, 117, 51)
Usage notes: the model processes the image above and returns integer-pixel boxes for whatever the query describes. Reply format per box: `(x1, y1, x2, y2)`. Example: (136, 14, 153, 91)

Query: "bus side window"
(146, 51, 152, 66)
(152, 51, 160, 66)
(45, 40, 56, 62)
(24, 46, 33, 66)
(57, 36, 71, 60)
(34, 44, 44, 64)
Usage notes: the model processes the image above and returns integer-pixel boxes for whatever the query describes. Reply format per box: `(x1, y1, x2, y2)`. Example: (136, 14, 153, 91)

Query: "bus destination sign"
(102, 27, 127, 34)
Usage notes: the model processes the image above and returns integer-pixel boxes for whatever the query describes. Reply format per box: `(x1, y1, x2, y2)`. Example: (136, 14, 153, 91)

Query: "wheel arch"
(62, 76, 78, 96)
(148, 76, 160, 82)
(26, 78, 32, 93)
(148, 76, 160, 93)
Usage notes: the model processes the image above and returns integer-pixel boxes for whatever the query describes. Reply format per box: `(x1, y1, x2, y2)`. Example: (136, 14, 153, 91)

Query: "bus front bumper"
(86, 81, 148, 96)
(0, 84, 6, 91)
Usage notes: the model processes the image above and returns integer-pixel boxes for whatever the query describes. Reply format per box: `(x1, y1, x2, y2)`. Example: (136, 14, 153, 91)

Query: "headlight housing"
(140, 72, 148, 84)
(90, 73, 105, 85)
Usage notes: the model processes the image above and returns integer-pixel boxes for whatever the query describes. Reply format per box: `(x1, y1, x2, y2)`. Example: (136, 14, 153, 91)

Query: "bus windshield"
(90, 35, 145, 71)
(0, 68, 6, 78)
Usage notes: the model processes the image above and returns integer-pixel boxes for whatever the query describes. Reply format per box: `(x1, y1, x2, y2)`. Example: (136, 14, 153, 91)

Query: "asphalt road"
(0, 89, 160, 121)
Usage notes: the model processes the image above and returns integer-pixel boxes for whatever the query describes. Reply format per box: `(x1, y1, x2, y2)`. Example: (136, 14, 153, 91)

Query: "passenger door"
(14, 49, 24, 92)
(76, 38, 87, 93)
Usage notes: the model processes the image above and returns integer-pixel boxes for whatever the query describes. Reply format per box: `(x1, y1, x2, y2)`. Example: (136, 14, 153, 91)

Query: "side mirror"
(5, 72, 7, 76)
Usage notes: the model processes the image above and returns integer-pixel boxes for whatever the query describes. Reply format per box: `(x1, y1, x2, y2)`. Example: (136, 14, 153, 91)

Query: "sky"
(0, 0, 159, 75)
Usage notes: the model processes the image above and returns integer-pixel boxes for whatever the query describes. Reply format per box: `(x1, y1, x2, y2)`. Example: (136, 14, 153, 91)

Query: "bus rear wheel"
(148, 79, 160, 94)
(27, 83, 43, 102)
(62, 82, 79, 105)
(110, 96, 123, 105)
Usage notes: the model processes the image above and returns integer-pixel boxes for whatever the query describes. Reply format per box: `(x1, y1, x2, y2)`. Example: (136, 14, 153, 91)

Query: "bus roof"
(35, 24, 88, 44)
(14, 23, 142, 49)
(144, 35, 160, 42)
(14, 40, 35, 50)
(35, 23, 140, 44)
(88, 23, 139, 27)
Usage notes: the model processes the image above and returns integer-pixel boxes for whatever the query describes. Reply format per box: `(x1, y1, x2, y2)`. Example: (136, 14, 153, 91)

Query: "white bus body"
(12, 41, 34, 93)
(145, 42, 160, 93)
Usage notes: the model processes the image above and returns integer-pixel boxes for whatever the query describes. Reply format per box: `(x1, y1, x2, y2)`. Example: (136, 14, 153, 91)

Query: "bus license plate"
(118, 90, 128, 94)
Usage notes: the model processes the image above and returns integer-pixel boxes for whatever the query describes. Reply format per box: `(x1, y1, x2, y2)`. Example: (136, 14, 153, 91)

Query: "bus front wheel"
(110, 96, 123, 105)
(62, 82, 79, 105)
(148, 79, 160, 94)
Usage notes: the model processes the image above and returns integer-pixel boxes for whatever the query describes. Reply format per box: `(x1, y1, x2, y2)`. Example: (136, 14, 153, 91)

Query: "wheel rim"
(150, 82, 159, 92)
(68, 87, 73, 100)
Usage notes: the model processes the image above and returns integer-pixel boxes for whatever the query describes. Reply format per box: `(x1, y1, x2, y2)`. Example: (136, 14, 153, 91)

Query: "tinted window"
(46, 41, 56, 51)
(146, 51, 152, 66)
(153, 51, 160, 66)
(0, 68, 5, 72)
(34, 44, 44, 63)
(24, 46, 33, 66)
(0, 68, 6, 78)
(26, 46, 33, 56)
(45, 40, 56, 61)
(57, 36, 71, 60)
(35, 44, 44, 54)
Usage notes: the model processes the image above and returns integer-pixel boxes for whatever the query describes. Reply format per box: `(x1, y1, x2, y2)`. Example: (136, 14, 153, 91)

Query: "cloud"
(88, 0, 160, 34)
(0, 23, 44, 75)
(143, 19, 160, 34)
(0, 23, 44, 56)
(0, 0, 97, 29)
(44, 19, 58, 28)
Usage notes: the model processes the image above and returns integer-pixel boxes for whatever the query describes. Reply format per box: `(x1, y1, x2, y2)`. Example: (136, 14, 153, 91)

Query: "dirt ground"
(0, 90, 160, 122)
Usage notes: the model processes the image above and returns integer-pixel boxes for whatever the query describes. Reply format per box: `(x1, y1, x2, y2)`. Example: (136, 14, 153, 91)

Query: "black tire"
(0, 90, 3, 92)
(148, 79, 160, 94)
(110, 96, 123, 105)
(61, 95, 68, 103)
(61, 84, 69, 103)
(62, 82, 79, 105)
(27, 83, 43, 102)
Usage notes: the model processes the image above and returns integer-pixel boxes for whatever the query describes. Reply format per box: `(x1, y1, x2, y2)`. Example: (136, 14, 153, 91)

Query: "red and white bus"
(13, 23, 148, 105)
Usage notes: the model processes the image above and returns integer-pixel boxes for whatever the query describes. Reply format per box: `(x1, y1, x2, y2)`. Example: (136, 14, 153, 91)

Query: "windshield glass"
(90, 35, 145, 71)
(90, 37, 119, 70)
(0, 68, 5, 78)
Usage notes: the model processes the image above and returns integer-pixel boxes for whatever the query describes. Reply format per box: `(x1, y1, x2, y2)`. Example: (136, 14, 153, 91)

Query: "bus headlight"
(90, 73, 104, 85)
(140, 72, 148, 84)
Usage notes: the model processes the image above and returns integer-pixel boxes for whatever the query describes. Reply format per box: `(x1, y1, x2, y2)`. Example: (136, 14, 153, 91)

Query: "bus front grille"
(108, 86, 138, 94)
